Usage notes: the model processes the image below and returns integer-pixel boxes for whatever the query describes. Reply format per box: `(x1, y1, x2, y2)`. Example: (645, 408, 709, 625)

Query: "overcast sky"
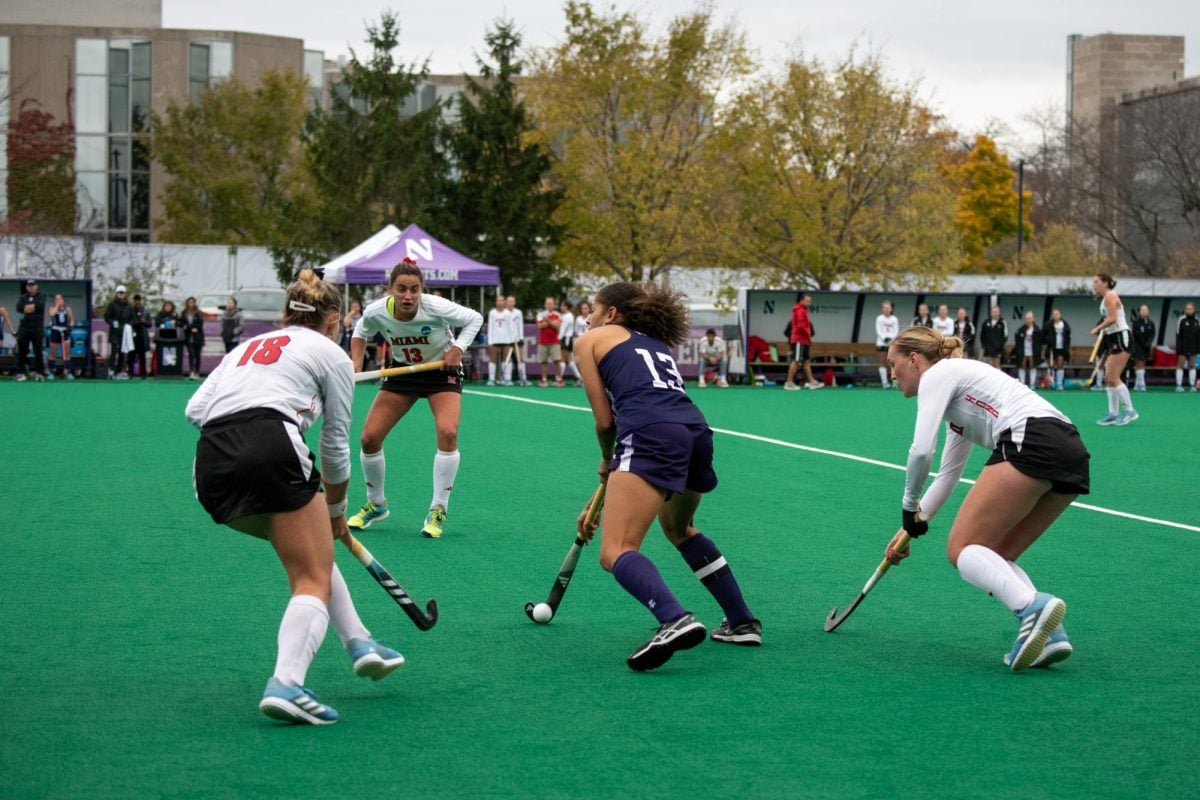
(165, 0, 1199, 148)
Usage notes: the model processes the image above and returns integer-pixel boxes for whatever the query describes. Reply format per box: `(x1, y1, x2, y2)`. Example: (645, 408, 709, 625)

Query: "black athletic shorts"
(49, 328, 70, 345)
(983, 344, 1004, 358)
(985, 417, 1090, 496)
(194, 408, 320, 524)
(381, 365, 464, 397)
(790, 342, 811, 362)
(1103, 330, 1131, 356)
(1050, 348, 1069, 360)
(561, 336, 574, 353)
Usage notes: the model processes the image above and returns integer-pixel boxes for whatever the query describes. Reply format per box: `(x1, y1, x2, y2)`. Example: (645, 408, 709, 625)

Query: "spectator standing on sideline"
(1014, 310, 1041, 389)
(980, 305, 1007, 370)
(875, 300, 899, 389)
(1043, 309, 1071, 391)
(340, 299, 363, 353)
(104, 285, 133, 380)
(559, 300, 582, 386)
(485, 295, 509, 386)
(181, 296, 205, 380)
(155, 299, 178, 329)
(1176, 302, 1200, 393)
(221, 297, 244, 354)
(535, 296, 564, 387)
(1130, 305, 1156, 392)
(576, 301, 591, 338)
(506, 296, 531, 386)
(130, 295, 153, 378)
(912, 303, 933, 328)
(954, 308, 976, 357)
(14, 278, 47, 382)
(697, 328, 729, 388)
(784, 293, 821, 390)
(47, 293, 75, 379)
(933, 304, 955, 337)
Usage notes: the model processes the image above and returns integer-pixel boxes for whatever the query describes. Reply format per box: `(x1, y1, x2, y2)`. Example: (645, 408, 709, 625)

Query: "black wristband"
(902, 508, 929, 538)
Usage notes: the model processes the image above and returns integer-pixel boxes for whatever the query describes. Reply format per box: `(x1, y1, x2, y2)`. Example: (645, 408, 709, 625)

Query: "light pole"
(1016, 159, 1025, 270)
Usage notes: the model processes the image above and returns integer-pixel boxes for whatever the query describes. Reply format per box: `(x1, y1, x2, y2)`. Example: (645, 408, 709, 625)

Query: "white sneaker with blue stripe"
(1007, 593, 1067, 673)
(259, 677, 338, 725)
(1115, 409, 1139, 426)
(347, 637, 405, 681)
(1096, 413, 1121, 426)
(1005, 624, 1072, 668)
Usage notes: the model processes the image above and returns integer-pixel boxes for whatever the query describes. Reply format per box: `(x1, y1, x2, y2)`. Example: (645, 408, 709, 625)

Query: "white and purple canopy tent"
(319, 224, 501, 309)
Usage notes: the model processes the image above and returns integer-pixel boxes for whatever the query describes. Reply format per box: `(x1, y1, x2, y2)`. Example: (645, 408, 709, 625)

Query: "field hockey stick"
(1087, 333, 1103, 364)
(338, 531, 439, 631)
(823, 517, 923, 632)
(524, 483, 606, 624)
(354, 359, 447, 383)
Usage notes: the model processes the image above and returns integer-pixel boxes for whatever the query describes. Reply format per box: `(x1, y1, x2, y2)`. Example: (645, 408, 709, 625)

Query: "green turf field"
(2, 380, 1197, 799)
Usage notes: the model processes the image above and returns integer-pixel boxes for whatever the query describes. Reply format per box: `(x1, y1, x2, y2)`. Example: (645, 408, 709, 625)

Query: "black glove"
(902, 508, 928, 538)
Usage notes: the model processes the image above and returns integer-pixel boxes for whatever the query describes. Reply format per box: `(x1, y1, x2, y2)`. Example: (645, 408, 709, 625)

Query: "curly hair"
(283, 268, 342, 329)
(594, 281, 690, 346)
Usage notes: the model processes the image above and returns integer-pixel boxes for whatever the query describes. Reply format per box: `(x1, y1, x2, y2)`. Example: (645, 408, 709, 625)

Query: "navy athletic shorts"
(610, 422, 718, 498)
(194, 408, 321, 525)
(985, 417, 1090, 496)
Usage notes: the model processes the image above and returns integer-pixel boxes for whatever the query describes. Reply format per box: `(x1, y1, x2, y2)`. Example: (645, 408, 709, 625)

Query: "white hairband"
(288, 300, 316, 312)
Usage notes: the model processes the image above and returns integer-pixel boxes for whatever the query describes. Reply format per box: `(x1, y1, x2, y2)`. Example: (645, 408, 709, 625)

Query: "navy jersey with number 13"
(598, 330, 707, 439)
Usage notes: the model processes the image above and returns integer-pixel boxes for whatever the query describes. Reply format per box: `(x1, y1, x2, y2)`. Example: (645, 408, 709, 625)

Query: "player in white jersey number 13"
(884, 326, 1091, 672)
(347, 258, 484, 538)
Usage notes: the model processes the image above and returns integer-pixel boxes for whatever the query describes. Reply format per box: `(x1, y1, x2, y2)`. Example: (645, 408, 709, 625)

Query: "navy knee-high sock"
(611, 551, 686, 624)
(677, 533, 753, 626)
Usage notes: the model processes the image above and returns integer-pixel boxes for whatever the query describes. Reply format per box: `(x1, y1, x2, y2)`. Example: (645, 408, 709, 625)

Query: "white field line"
(464, 390, 1200, 534)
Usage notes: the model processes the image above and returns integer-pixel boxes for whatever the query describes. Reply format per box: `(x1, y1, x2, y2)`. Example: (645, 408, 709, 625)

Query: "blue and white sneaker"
(259, 677, 338, 725)
(1115, 409, 1139, 426)
(1007, 592, 1067, 673)
(347, 637, 405, 681)
(1096, 413, 1121, 426)
(1005, 625, 1072, 669)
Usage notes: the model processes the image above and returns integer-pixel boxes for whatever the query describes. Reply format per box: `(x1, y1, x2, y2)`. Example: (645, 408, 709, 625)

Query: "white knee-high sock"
(487, 361, 496, 381)
(1190, 368, 1196, 387)
(1028, 368, 1037, 388)
(1177, 369, 1184, 386)
(361, 449, 387, 505)
(502, 361, 513, 383)
(957, 545, 1037, 613)
(1006, 559, 1036, 592)
(1018, 368, 1026, 385)
(567, 360, 581, 379)
(328, 564, 370, 648)
(432, 449, 460, 510)
(879, 367, 889, 387)
(517, 361, 527, 381)
(1136, 368, 1146, 389)
(1055, 368, 1064, 388)
(273, 595, 329, 687)
(1117, 383, 1134, 412)
(1106, 386, 1119, 414)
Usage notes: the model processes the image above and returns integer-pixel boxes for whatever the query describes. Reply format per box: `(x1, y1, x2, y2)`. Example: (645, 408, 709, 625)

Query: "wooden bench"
(746, 342, 881, 384)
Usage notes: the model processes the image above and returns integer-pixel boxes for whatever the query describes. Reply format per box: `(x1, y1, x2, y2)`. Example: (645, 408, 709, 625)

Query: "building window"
(304, 49, 325, 110)
(74, 37, 152, 241)
(189, 41, 233, 103)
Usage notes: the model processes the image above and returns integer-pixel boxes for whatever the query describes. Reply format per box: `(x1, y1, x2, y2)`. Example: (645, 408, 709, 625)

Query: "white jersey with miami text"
(354, 294, 483, 367)
(903, 357, 1070, 518)
(184, 325, 354, 483)
(487, 308, 511, 344)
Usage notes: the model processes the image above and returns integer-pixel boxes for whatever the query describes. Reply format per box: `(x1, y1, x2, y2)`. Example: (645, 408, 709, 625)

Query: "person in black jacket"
(1014, 310, 1041, 389)
(912, 303, 933, 328)
(1131, 304, 1156, 392)
(1176, 302, 1200, 393)
(1042, 309, 1072, 390)
(180, 296, 205, 380)
(104, 285, 134, 379)
(979, 305, 1007, 370)
(953, 307, 976, 357)
(130, 294, 153, 378)
(13, 278, 47, 382)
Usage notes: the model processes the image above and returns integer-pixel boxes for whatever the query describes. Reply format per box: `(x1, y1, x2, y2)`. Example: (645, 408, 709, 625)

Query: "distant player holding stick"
(347, 258, 483, 537)
(186, 269, 404, 725)
(884, 326, 1090, 671)
(574, 281, 760, 671)
(1090, 273, 1138, 425)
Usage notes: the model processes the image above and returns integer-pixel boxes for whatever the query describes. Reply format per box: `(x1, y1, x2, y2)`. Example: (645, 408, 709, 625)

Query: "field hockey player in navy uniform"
(884, 326, 1090, 672)
(347, 258, 483, 538)
(187, 269, 404, 725)
(48, 294, 74, 378)
(574, 281, 760, 671)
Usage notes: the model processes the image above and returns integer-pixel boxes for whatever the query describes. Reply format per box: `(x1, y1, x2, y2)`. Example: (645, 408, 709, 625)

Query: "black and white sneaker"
(710, 618, 763, 646)
(626, 613, 706, 672)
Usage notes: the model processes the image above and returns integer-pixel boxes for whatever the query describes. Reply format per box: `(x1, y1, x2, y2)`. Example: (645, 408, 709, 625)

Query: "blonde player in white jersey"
(347, 258, 484, 538)
(187, 269, 403, 726)
(504, 295, 531, 386)
(485, 294, 511, 386)
(874, 300, 899, 388)
(883, 326, 1090, 672)
(1089, 273, 1138, 426)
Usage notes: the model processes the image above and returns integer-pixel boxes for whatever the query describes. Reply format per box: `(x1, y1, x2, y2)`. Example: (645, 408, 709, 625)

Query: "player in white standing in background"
(1014, 310, 1040, 390)
(485, 294, 510, 386)
(347, 258, 484, 538)
(1089, 273, 1138, 425)
(574, 301, 591, 387)
(874, 300, 899, 388)
(187, 269, 403, 726)
(932, 304, 955, 338)
(558, 299, 582, 386)
(1044, 308, 1071, 391)
(505, 295, 531, 386)
(884, 326, 1089, 672)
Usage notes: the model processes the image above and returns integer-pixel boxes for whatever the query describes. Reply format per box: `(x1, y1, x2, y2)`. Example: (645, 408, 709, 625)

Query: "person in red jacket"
(785, 293, 822, 390)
